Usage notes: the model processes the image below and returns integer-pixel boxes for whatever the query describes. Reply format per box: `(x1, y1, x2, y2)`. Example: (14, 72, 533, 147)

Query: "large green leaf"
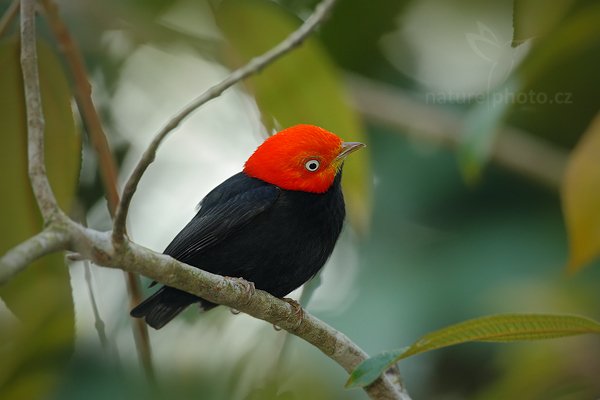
(0, 38, 80, 398)
(346, 314, 600, 388)
(562, 112, 600, 272)
(216, 0, 371, 232)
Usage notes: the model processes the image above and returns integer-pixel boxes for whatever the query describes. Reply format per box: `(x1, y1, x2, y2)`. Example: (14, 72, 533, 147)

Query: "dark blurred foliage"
(508, 42, 600, 148)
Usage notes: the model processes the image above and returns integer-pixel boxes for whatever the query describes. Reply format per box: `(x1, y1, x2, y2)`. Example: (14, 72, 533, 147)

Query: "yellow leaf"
(562, 112, 600, 272)
(0, 37, 80, 398)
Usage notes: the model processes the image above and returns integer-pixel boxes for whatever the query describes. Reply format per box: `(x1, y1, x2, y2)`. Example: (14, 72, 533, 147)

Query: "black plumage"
(130, 171, 345, 329)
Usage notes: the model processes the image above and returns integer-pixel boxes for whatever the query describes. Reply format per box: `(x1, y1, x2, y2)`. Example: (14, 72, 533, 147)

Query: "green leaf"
(344, 349, 405, 390)
(459, 79, 519, 184)
(216, 0, 371, 232)
(562, 112, 600, 272)
(0, 37, 80, 398)
(346, 313, 600, 388)
(512, 0, 576, 47)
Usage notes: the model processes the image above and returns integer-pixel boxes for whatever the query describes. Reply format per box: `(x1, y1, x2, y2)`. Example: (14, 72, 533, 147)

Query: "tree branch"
(0, 227, 69, 284)
(111, 0, 339, 243)
(20, 0, 62, 223)
(39, 0, 154, 381)
(346, 73, 567, 189)
(65, 221, 409, 400)
(83, 260, 109, 350)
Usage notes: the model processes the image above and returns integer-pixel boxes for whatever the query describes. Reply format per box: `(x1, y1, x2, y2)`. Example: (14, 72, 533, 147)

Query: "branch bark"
(20, 0, 62, 223)
(0, 227, 69, 284)
(111, 0, 339, 243)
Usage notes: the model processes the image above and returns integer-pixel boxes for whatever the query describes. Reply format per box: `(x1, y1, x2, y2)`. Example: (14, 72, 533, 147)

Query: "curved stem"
(112, 0, 339, 243)
(20, 0, 61, 223)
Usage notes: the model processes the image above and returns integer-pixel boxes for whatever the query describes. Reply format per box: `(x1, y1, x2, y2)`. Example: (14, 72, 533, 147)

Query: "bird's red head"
(244, 125, 365, 193)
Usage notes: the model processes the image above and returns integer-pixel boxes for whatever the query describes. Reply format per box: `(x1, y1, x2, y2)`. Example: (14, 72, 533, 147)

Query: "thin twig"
(84, 261, 109, 349)
(345, 73, 567, 189)
(112, 0, 339, 243)
(0, 0, 19, 37)
(20, 0, 61, 222)
(39, 0, 155, 382)
(125, 272, 155, 380)
(0, 227, 69, 284)
(39, 0, 119, 212)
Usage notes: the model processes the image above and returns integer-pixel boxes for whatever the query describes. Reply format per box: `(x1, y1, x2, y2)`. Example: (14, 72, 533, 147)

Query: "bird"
(130, 124, 365, 329)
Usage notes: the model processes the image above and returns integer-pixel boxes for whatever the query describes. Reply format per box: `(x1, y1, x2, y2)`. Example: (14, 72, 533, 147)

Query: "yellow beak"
(335, 141, 366, 163)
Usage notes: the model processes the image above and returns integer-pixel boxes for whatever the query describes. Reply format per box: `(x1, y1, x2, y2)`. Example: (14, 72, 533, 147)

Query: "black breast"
(167, 172, 346, 298)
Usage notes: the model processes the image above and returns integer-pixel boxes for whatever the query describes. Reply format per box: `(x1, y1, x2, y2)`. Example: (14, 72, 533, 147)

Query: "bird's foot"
(271, 299, 304, 331)
(224, 276, 256, 306)
(283, 297, 304, 323)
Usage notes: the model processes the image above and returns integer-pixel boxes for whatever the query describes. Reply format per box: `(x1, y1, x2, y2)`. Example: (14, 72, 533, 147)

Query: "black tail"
(130, 286, 200, 329)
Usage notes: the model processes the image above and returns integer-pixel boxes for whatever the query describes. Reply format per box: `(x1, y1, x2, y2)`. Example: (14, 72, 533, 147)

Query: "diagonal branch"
(67, 222, 410, 400)
(0, 221, 411, 399)
(112, 0, 339, 243)
(20, 0, 62, 223)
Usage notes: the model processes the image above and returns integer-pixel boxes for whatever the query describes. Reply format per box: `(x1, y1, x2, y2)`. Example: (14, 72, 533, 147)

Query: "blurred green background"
(1, 0, 600, 399)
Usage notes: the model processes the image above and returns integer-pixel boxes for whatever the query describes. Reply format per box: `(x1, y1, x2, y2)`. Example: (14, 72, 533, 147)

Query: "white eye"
(304, 159, 320, 172)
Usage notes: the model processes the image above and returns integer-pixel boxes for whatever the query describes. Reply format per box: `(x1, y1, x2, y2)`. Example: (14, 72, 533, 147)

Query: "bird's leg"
(223, 276, 256, 315)
(271, 298, 304, 331)
(283, 297, 304, 323)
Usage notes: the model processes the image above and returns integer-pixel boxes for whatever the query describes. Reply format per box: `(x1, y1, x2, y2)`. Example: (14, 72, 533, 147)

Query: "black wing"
(164, 179, 280, 262)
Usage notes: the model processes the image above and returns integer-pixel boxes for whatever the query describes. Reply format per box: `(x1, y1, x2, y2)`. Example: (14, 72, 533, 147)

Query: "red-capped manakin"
(130, 124, 365, 329)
